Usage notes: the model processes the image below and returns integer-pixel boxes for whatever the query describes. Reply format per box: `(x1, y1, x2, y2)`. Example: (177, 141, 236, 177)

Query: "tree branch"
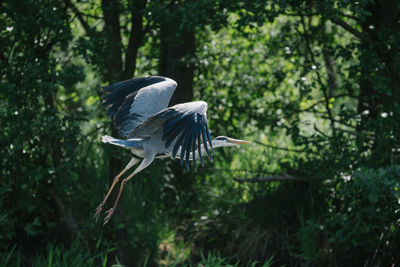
(64, 0, 92, 33)
(330, 17, 364, 40)
(234, 174, 314, 183)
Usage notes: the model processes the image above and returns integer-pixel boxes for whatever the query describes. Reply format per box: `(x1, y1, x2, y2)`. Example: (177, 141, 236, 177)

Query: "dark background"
(1, 0, 400, 266)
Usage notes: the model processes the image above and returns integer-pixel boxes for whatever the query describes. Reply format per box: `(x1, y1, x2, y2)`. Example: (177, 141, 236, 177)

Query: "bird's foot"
(103, 208, 114, 226)
(93, 203, 103, 223)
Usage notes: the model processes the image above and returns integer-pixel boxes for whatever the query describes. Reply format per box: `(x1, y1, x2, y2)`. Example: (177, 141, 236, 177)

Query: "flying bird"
(95, 76, 250, 225)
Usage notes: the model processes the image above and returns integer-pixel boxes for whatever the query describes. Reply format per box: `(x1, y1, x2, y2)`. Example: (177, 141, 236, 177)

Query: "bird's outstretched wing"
(102, 76, 177, 138)
(143, 101, 214, 171)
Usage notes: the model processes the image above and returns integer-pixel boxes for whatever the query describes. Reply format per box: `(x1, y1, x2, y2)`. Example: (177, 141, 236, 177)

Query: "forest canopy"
(1, 0, 400, 266)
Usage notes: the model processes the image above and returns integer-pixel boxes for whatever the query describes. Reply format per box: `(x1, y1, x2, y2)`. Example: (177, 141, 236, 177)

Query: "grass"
(2, 240, 113, 267)
(2, 241, 274, 267)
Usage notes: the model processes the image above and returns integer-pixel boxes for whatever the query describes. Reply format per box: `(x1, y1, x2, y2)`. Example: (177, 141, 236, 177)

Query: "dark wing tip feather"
(192, 136, 197, 170)
(183, 132, 192, 170)
(156, 102, 212, 170)
(197, 133, 204, 166)
(205, 123, 213, 154)
(201, 127, 213, 162)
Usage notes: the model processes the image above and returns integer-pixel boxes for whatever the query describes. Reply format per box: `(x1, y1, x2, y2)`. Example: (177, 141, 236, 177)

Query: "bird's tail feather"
(102, 135, 120, 144)
(102, 135, 144, 149)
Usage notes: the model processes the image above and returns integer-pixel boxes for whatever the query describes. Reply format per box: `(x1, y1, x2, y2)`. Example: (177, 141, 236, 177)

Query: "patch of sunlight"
(86, 95, 99, 106)
(156, 229, 192, 266)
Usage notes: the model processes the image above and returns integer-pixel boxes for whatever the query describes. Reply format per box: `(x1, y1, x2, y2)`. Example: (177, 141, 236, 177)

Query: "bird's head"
(212, 136, 251, 147)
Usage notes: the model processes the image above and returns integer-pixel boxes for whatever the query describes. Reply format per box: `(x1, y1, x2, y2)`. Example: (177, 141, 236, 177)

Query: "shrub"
(323, 166, 400, 265)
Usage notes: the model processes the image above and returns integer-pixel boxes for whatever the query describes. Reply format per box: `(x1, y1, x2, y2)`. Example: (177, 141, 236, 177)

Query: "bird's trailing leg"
(94, 157, 139, 223)
(103, 155, 155, 225)
(103, 177, 129, 225)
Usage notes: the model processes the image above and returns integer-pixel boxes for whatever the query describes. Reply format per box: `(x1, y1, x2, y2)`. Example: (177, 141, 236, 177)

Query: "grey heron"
(95, 76, 250, 225)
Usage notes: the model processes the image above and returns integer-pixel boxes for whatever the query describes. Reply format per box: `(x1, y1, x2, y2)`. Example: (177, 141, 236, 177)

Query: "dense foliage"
(1, 0, 400, 266)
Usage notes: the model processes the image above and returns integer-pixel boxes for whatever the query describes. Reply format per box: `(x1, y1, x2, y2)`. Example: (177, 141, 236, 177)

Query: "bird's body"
(95, 76, 250, 225)
(102, 134, 244, 161)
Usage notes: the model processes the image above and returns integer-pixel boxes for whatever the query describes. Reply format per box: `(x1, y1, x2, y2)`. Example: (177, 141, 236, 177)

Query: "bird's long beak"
(227, 138, 251, 145)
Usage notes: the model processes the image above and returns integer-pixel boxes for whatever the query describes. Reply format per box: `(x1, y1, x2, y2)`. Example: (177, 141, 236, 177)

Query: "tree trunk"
(121, 0, 146, 80)
(159, 22, 195, 105)
(101, 0, 123, 82)
(159, 14, 197, 216)
(101, 1, 145, 265)
(69, 0, 147, 264)
(357, 0, 400, 166)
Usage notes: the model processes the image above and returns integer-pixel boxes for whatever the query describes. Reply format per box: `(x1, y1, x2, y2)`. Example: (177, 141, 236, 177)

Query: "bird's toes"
(103, 208, 114, 226)
(93, 203, 103, 223)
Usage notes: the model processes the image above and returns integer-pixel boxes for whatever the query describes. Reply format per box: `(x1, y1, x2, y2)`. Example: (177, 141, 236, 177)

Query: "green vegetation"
(1, 0, 399, 266)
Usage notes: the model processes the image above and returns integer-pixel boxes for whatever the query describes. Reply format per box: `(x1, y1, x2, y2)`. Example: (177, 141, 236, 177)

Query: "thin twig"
(254, 140, 305, 153)
(77, 11, 103, 20)
(315, 114, 357, 129)
(341, 13, 360, 22)
(283, 12, 320, 17)
(83, 125, 104, 138)
(314, 123, 328, 137)
(299, 93, 357, 112)
(283, 10, 359, 22)
(334, 127, 375, 141)
(208, 168, 276, 176)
